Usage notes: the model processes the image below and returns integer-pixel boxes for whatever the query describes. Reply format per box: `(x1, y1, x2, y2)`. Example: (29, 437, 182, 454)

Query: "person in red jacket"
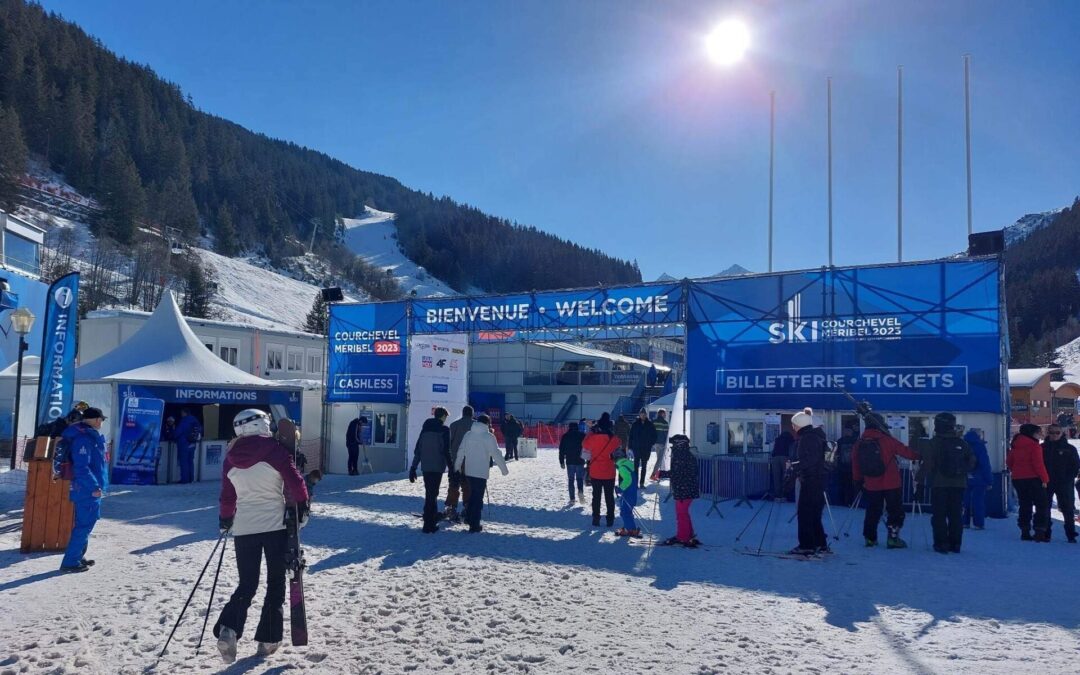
(1006, 423, 1050, 542)
(582, 412, 621, 527)
(852, 413, 921, 549)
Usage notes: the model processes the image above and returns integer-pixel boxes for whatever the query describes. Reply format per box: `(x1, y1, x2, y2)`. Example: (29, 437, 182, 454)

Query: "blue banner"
(327, 301, 408, 403)
(111, 397, 166, 486)
(685, 259, 1003, 412)
(119, 384, 303, 423)
(410, 282, 682, 335)
(35, 272, 79, 430)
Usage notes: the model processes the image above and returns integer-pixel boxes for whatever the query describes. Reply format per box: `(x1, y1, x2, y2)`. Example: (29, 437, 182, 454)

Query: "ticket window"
(726, 420, 765, 455)
(908, 416, 932, 449)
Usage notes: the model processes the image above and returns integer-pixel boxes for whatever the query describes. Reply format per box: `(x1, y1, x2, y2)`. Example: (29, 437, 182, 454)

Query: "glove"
(219, 516, 233, 533)
(297, 500, 310, 524)
(560, 463, 565, 469)
(409, 468, 417, 483)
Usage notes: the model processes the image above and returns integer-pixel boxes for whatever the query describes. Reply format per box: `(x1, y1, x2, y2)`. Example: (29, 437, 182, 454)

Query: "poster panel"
(110, 397, 165, 485)
(685, 259, 1003, 412)
(327, 301, 408, 403)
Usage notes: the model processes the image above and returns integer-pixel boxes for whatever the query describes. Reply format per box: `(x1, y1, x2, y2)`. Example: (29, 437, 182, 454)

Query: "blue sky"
(40, 0, 1080, 280)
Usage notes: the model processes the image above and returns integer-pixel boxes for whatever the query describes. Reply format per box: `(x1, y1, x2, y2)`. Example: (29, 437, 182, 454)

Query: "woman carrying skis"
(214, 409, 309, 664)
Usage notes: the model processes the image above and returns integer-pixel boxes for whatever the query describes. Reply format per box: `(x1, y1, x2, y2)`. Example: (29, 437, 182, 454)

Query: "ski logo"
(768, 293, 818, 344)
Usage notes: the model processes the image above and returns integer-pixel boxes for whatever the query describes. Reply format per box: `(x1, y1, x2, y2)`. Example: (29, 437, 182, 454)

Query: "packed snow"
(191, 248, 341, 332)
(342, 207, 456, 297)
(2, 453, 1077, 674)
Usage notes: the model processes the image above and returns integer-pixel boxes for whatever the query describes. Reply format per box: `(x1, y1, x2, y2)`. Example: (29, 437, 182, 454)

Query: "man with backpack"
(409, 407, 452, 533)
(171, 408, 203, 484)
(851, 413, 921, 548)
(59, 407, 108, 573)
(918, 412, 975, 553)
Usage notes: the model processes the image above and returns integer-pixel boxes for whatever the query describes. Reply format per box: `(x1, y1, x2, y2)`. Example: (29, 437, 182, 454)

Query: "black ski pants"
(797, 478, 828, 551)
(347, 445, 359, 474)
(591, 478, 615, 525)
(1014, 477, 1050, 536)
(931, 487, 965, 551)
(504, 437, 519, 461)
(214, 529, 288, 643)
(1047, 481, 1077, 539)
(465, 476, 487, 529)
(863, 488, 904, 543)
(633, 448, 652, 487)
(422, 471, 443, 531)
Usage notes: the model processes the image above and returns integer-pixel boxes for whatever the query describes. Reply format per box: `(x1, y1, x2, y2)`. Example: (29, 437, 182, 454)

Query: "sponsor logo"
(767, 293, 903, 344)
(422, 356, 433, 368)
(436, 358, 447, 368)
(433, 383, 449, 393)
(451, 348, 466, 355)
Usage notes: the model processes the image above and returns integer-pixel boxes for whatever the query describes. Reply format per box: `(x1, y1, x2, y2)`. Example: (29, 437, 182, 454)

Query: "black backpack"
(937, 438, 970, 478)
(856, 437, 887, 478)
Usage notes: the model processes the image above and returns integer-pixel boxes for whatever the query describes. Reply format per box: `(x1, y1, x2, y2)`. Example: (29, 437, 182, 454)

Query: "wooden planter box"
(20, 439, 75, 554)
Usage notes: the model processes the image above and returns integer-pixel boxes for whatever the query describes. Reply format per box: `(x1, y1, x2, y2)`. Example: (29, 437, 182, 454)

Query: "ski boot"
(615, 528, 632, 537)
(787, 546, 816, 557)
(217, 627, 238, 664)
(256, 642, 280, 657)
(864, 537, 877, 547)
(886, 527, 907, 549)
(578, 493, 586, 505)
(1020, 529, 1033, 541)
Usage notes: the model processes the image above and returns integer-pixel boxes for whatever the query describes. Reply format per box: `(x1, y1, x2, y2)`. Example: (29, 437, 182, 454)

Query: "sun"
(705, 19, 751, 66)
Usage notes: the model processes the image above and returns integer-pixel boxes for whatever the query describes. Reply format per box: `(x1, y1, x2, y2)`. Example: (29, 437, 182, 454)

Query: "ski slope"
(191, 248, 340, 332)
(1, 455, 1077, 674)
(342, 207, 456, 297)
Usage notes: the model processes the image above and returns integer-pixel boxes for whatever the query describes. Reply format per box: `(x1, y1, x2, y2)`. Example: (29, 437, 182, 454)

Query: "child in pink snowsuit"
(664, 434, 700, 547)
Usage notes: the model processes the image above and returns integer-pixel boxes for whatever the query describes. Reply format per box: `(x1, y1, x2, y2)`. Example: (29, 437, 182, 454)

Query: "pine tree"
(0, 104, 28, 210)
(181, 254, 215, 319)
(215, 201, 238, 255)
(96, 145, 145, 243)
(304, 293, 328, 334)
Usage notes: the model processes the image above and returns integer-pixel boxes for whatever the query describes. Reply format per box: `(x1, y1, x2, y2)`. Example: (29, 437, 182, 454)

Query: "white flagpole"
(827, 77, 833, 267)
(769, 90, 775, 273)
(897, 65, 903, 262)
(964, 55, 973, 236)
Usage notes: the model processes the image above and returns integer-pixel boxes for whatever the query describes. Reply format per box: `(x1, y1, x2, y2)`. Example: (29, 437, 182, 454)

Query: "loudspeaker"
(967, 230, 1004, 256)
(320, 287, 344, 302)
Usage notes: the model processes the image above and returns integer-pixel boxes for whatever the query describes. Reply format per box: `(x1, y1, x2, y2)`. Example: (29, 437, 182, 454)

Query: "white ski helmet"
(233, 408, 271, 437)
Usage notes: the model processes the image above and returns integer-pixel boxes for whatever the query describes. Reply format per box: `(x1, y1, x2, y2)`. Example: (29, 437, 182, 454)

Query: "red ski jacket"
(1007, 434, 1049, 483)
(583, 433, 621, 480)
(851, 428, 920, 492)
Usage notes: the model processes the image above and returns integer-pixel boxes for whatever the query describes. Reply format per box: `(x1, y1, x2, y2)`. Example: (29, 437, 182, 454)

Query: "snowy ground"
(191, 248, 332, 332)
(342, 207, 456, 298)
(2, 453, 1078, 675)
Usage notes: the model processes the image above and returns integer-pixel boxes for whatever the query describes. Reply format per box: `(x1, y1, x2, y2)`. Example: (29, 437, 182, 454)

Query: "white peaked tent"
(55, 293, 305, 483)
(76, 293, 272, 385)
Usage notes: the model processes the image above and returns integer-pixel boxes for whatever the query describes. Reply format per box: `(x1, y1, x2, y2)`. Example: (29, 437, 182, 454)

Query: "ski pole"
(157, 529, 228, 659)
(734, 497, 772, 543)
(824, 491, 840, 541)
(838, 489, 863, 538)
(195, 529, 231, 655)
(756, 498, 777, 555)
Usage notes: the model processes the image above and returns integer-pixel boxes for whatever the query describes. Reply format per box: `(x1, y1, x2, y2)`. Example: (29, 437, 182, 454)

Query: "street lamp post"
(9, 307, 35, 470)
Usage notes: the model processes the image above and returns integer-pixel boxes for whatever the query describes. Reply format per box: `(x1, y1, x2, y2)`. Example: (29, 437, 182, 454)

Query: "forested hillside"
(0, 0, 640, 293)
(1004, 198, 1080, 366)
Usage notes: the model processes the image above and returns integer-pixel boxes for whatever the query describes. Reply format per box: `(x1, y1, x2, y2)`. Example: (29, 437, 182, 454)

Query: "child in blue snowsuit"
(615, 452, 641, 538)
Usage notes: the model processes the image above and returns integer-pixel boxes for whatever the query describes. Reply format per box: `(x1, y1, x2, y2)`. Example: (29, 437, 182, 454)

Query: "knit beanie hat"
(791, 407, 814, 430)
(933, 412, 956, 433)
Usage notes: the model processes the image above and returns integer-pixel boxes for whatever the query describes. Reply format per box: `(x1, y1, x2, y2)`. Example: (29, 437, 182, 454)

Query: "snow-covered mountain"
(341, 207, 455, 297)
(1004, 209, 1064, 246)
(655, 264, 752, 283)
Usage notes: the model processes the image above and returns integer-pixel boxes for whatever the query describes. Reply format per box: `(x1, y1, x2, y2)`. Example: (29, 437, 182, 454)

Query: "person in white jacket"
(455, 414, 509, 533)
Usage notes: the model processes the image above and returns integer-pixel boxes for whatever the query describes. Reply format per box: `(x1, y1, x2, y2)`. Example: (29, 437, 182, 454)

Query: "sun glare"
(706, 19, 751, 67)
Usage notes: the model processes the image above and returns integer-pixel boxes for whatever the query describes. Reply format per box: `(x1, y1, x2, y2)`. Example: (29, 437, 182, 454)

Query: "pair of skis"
(277, 419, 308, 647)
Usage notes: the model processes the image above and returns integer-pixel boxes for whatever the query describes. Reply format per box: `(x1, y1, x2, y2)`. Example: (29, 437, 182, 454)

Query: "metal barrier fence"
(697, 453, 773, 514)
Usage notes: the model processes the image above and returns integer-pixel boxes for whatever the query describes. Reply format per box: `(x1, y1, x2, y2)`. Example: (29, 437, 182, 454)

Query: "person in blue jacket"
(60, 407, 108, 573)
(171, 408, 203, 483)
(962, 428, 993, 530)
